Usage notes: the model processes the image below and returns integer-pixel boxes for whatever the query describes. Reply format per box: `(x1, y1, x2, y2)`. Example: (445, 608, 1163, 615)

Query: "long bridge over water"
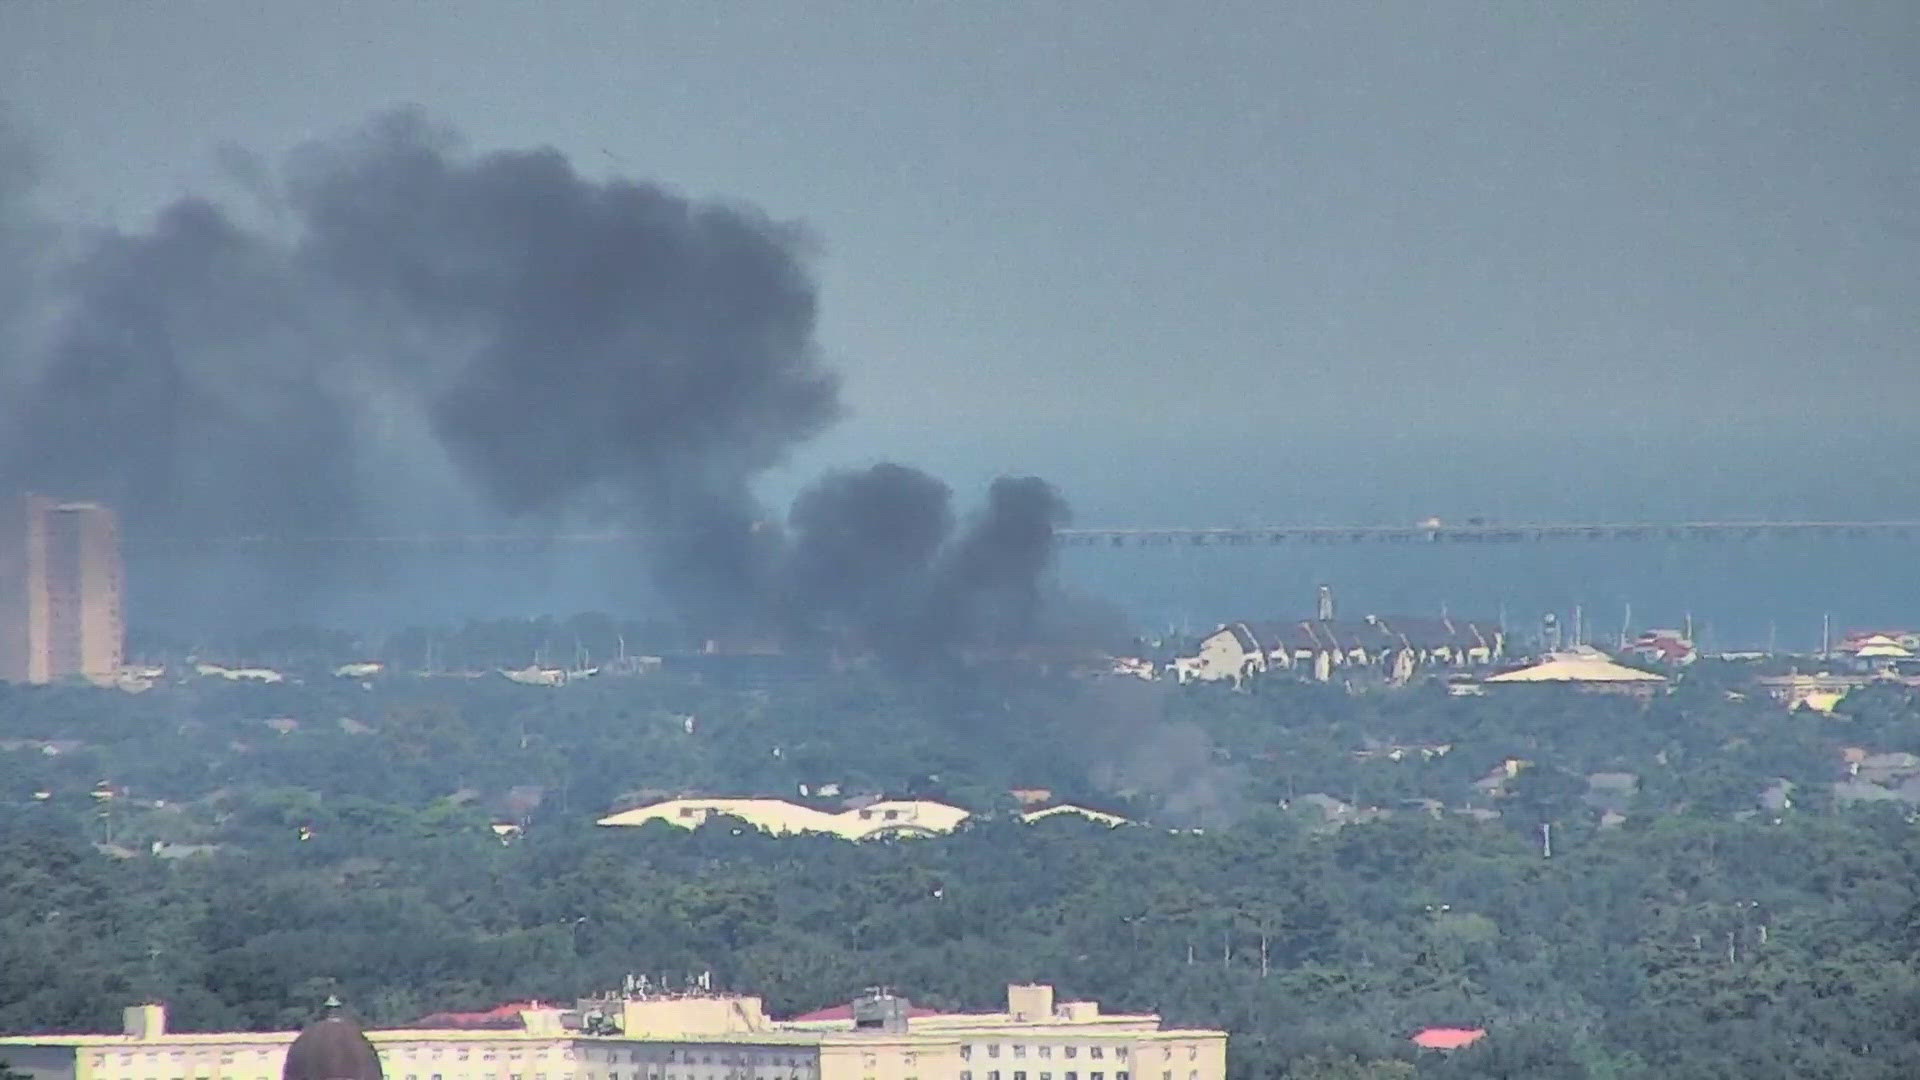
(124, 520, 1920, 552)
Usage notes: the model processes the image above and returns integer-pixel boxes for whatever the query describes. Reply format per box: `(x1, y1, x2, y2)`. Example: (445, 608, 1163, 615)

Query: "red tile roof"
(414, 1002, 545, 1029)
(1411, 1027, 1486, 1050)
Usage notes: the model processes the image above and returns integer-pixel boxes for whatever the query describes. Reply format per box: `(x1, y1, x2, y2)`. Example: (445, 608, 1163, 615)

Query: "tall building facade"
(0, 494, 125, 685)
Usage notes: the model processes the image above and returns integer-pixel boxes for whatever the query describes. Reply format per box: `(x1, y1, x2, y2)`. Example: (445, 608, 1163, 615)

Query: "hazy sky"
(3, 1, 1916, 525)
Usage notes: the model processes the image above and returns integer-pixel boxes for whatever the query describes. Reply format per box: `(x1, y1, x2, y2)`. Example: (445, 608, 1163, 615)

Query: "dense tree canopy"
(5, 640, 1920, 1080)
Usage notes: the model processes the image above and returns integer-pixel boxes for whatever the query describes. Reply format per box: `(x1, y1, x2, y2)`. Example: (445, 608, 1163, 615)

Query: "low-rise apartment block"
(0, 986, 1226, 1080)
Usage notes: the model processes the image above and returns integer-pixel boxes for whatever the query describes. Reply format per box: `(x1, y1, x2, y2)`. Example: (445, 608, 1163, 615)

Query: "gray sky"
(4, 1, 1916, 525)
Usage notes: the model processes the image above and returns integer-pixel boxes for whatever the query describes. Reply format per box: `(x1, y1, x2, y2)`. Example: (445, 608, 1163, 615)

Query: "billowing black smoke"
(778, 466, 1071, 662)
(0, 108, 1068, 655)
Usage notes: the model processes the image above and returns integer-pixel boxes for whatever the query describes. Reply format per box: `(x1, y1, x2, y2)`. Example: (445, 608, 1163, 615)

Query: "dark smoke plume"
(776, 467, 1071, 661)
(780, 463, 954, 650)
(0, 108, 1071, 654)
(1064, 678, 1247, 828)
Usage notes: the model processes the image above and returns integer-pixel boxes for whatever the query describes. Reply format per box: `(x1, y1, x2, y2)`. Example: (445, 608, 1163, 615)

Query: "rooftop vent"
(851, 988, 911, 1033)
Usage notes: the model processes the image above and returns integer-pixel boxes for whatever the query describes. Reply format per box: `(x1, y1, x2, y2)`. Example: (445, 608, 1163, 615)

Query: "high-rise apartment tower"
(0, 494, 125, 685)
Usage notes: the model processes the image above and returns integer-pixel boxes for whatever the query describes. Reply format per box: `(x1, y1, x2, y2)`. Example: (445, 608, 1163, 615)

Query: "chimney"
(122, 1003, 166, 1039)
(1007, 984, 1054, 1022)
(1316, 586, 1334, 622)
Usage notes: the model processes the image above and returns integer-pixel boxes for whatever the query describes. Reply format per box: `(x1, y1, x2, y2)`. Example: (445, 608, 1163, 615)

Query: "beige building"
(0, 986, 1225, 1080)
(0, 494, 125, 685)
(1481, 649, 1667, 695)
(595, 800, 1136, 839)
(596, 799, 975, 840)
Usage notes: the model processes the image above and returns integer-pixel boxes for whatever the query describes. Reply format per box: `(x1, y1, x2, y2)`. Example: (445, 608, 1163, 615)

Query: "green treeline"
(3, 655, 1920, 1080)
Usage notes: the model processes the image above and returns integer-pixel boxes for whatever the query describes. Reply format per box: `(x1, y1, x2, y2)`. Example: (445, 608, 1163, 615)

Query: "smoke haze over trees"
(0, 109, 1071, 653)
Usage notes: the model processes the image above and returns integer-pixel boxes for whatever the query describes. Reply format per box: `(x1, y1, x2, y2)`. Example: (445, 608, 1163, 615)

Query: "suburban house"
(1173, 614, 1504, 686)
(1624, 629, 1697, 666)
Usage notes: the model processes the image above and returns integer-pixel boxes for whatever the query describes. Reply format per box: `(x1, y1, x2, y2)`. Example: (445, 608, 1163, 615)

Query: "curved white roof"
(1486, 653, 1667, 683)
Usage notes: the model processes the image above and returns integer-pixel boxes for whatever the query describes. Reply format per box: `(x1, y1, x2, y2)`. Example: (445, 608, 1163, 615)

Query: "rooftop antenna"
(1317, 584, 1335, 622)
(1573, 605, 1583, 648)
(1685, 611, 1694, 643)
(1821, 613, 1831, 658)
(1620, 602, 1632, 650)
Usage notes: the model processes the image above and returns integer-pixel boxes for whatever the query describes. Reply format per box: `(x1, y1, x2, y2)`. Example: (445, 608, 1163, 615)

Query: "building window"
(1090, 1050, 1103, 1061)
(988, 1047, 1001, 1059)
(1114, 1051, 1128, 1063)
(961, 1049, 973, 1062)
(1038, 1049, 1052, 1061)
(1187, 1049, 1197, 1062)
(961, 1072, 973, 1080)
(1118, 1073, 1129, 1080)
(1064, 1049, 1077, 1060)
(1012, 1048, 1026, 1061)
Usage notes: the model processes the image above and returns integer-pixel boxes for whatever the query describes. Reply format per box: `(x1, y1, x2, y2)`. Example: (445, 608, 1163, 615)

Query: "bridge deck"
(118, 521, 1920, 550)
